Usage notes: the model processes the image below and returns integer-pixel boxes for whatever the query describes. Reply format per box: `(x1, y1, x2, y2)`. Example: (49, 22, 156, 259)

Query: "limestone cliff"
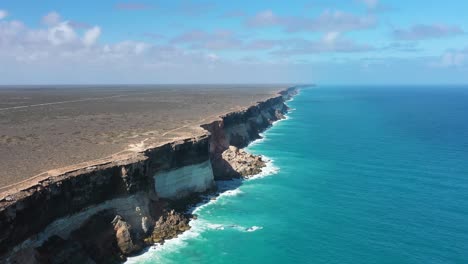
(0, 86, 299, 263)
(202, 87, 297, 179)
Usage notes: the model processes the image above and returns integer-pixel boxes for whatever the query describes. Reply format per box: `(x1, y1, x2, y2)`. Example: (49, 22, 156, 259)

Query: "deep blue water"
(128, 86, 468, 264)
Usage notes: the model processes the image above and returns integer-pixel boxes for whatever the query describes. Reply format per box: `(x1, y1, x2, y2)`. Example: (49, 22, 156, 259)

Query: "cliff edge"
(0, 86, 299, 263)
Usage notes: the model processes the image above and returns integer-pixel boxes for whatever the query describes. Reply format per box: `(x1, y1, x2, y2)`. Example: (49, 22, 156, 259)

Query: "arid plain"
(0, 85, 288, 190)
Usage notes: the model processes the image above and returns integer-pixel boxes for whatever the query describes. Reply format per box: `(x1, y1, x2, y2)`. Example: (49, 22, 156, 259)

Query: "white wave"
(247, 156, 280, 180)
(125, 218, 206, 263)
(226, 224, 263, 233)
(125, 219, 264, 263)
(246, 226, 263, 232)
(271, 113, 291, 125)
(208, 223, 263, 233)
(223, 189, 243, 197)
(206, 223, 225, 230)
(248, 133, 266, 147)
(187, 179, 243, 215)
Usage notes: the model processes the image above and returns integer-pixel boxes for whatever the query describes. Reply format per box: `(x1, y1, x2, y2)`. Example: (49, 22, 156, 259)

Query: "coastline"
(0, 86, 301, 263)
(128, 89, 300, 261)
(125, 96, 294, 263)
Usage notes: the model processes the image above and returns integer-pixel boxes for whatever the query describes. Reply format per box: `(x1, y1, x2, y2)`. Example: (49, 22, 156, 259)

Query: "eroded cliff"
(0, 86, 298, 263)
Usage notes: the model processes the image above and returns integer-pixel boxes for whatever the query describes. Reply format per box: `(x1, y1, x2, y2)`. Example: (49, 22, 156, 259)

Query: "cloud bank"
(0, 2, 467, 84)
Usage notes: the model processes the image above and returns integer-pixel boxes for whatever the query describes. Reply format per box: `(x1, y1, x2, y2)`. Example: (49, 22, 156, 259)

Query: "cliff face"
(0, 86, 298, 263)
(203, 87, 297, 179)
(1, 136, 211, 262)
(154, 161, 214, 199)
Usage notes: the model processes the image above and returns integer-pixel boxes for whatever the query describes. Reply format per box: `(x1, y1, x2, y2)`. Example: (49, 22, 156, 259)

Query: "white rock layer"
(154, 161, 214, 199)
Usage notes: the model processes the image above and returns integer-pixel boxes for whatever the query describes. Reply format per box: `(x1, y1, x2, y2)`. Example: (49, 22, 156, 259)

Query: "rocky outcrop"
(149, 210, 190, 244)
(0, 86, 299, 263)
(203, 86, 297, 180)
(112, 215, 139, 255)
(220, 146, 266, 178)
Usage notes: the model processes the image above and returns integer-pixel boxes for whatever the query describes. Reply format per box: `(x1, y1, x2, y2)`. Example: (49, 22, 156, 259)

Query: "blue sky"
(1, 0, 468, 84)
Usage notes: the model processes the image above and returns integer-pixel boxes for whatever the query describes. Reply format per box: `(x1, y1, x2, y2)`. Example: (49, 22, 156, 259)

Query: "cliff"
(202, 92, 293, 179)
(0, 86, 298, 263)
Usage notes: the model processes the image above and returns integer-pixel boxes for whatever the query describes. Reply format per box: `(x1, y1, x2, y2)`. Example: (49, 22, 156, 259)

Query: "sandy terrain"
(0, 85, 287, 189)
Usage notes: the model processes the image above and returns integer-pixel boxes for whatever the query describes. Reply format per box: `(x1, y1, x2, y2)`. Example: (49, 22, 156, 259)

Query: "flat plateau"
(0, 84, 288, 191)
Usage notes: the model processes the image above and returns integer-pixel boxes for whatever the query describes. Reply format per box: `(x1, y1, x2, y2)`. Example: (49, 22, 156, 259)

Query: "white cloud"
(41, 11, 61, 26)
(83, 26, 101, 46)
(298, 10, 376, 32)
(270, 33, 374, 56)
(134, 42, 149, 54)
(105, 41, 151, 56)
(0, 20, 26, 47)
(0, 9, 377, 84)
(247, 10, 279, 27)
(0, 14, 210, 69)
(171, 29, 243, 50)
(47, 22, 77, 45)
(207, 53, 220, 62)
(323, 31, 340, 43)
(0, 9, 8, 20)
(437, 50, 467, 68)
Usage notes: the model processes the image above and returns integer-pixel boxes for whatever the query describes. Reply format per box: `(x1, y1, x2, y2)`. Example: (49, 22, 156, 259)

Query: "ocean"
(127, 85, 468, 264)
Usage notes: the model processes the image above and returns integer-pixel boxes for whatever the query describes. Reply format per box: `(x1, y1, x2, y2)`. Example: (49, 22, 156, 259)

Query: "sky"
(1, 0, 468, 84)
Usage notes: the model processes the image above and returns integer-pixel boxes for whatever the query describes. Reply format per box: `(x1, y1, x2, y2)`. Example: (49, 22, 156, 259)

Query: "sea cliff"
(0, 86, 298, 263)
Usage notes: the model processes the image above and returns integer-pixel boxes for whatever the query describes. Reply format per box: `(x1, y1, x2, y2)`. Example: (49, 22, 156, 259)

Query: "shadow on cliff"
(211, 156, 244, 180)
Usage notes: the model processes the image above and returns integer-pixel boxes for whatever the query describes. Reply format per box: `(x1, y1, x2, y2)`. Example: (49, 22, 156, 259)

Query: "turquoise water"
(128, 86, 468, 264)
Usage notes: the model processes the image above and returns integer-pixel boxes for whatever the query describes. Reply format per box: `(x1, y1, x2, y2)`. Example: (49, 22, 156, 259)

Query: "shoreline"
(0, 86, 302, 263)
(125, 98, 294, 263)
(125, 92, 299, 264)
